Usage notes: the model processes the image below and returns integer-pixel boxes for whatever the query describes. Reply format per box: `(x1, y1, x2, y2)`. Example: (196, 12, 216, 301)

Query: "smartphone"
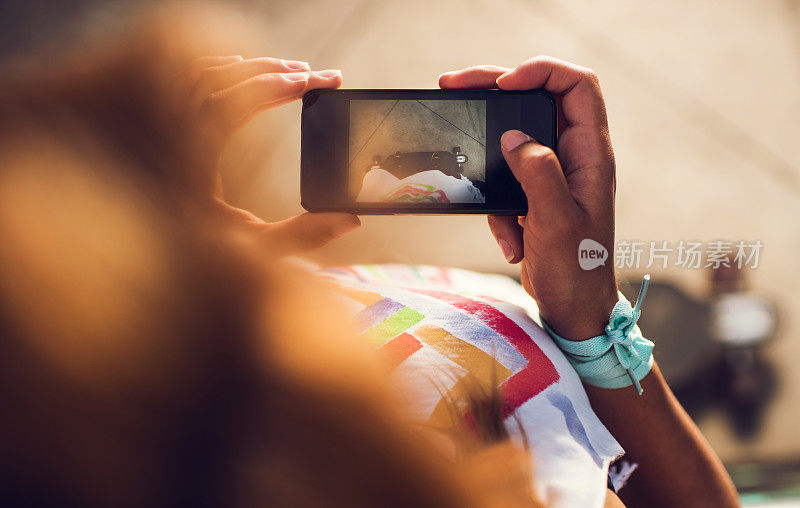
(301, 89, 556, 215)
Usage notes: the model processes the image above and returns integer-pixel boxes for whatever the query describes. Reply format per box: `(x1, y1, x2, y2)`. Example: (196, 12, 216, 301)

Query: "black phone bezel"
(301, 88, 556, 215)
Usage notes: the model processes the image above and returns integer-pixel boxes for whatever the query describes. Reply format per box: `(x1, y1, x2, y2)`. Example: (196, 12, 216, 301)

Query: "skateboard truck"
(372, 146, 469, 179)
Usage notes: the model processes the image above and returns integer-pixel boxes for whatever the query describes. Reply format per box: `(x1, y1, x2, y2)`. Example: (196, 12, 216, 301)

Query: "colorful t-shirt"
(322, 264, 625, 508)
(356, 167, 485, 203)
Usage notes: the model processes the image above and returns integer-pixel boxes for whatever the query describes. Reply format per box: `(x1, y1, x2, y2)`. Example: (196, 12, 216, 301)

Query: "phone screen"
(302, 89, 555, 214)
(350, 99, 488, 205)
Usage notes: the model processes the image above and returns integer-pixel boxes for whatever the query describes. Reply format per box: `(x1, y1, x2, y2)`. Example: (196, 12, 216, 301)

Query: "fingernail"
(498, 239, 515, 263)
(283, 59, 310, 70)
(283, 72, 310, 82)
(501, 130, 530, 151)
(314, 69, 342, 79)
(496, 71, 511, 83)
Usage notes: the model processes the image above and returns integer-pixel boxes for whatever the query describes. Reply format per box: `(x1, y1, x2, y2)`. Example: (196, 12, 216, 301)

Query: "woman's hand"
(444, 60, 740, 508)
(440, 57, 617, 340)
(175, 55, 360, 258)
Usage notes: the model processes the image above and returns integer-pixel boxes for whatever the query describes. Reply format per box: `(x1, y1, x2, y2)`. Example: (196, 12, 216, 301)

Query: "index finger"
(496, 56, 608, 129)
(176, 55, 243, 84)
(202, 70, 342, 130)
(438, 65, 511, 89)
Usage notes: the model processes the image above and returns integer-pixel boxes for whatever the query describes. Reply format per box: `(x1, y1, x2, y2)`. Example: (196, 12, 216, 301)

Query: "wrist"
(542, 274, 654, 395)
(538, 281, 619, 340)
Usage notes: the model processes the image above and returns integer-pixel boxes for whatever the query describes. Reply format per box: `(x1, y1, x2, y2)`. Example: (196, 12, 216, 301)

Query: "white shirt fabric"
(323, 264, 624, 508)
(356, 167, 485, 203)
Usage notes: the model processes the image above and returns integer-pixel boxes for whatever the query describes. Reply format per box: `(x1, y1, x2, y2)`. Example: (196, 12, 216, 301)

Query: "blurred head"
(0, 5, 540, 507)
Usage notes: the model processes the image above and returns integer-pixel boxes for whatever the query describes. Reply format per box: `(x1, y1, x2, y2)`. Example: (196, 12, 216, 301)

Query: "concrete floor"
(349, 99, 486, 197)
(213, 0, 800, 466)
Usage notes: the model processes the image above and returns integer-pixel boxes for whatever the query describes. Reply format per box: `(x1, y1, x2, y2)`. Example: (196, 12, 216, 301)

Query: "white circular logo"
(578, 239, 608, 270)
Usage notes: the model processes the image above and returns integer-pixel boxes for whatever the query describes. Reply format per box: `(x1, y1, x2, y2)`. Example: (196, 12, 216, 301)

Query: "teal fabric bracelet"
(542, 275, 655, 395)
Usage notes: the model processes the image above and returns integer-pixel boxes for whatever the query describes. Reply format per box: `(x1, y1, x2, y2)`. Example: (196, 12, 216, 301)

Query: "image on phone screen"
(349, 100, 487, 205)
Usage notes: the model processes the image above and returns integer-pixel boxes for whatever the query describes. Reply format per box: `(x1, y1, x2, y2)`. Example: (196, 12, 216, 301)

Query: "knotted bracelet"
(543, 275, 654, 395)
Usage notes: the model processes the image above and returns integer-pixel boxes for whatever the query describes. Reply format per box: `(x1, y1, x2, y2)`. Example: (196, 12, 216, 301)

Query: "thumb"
(260, 213, 360, 257)
(500, 130, 576, 222)
(488, 215, 524, 264)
